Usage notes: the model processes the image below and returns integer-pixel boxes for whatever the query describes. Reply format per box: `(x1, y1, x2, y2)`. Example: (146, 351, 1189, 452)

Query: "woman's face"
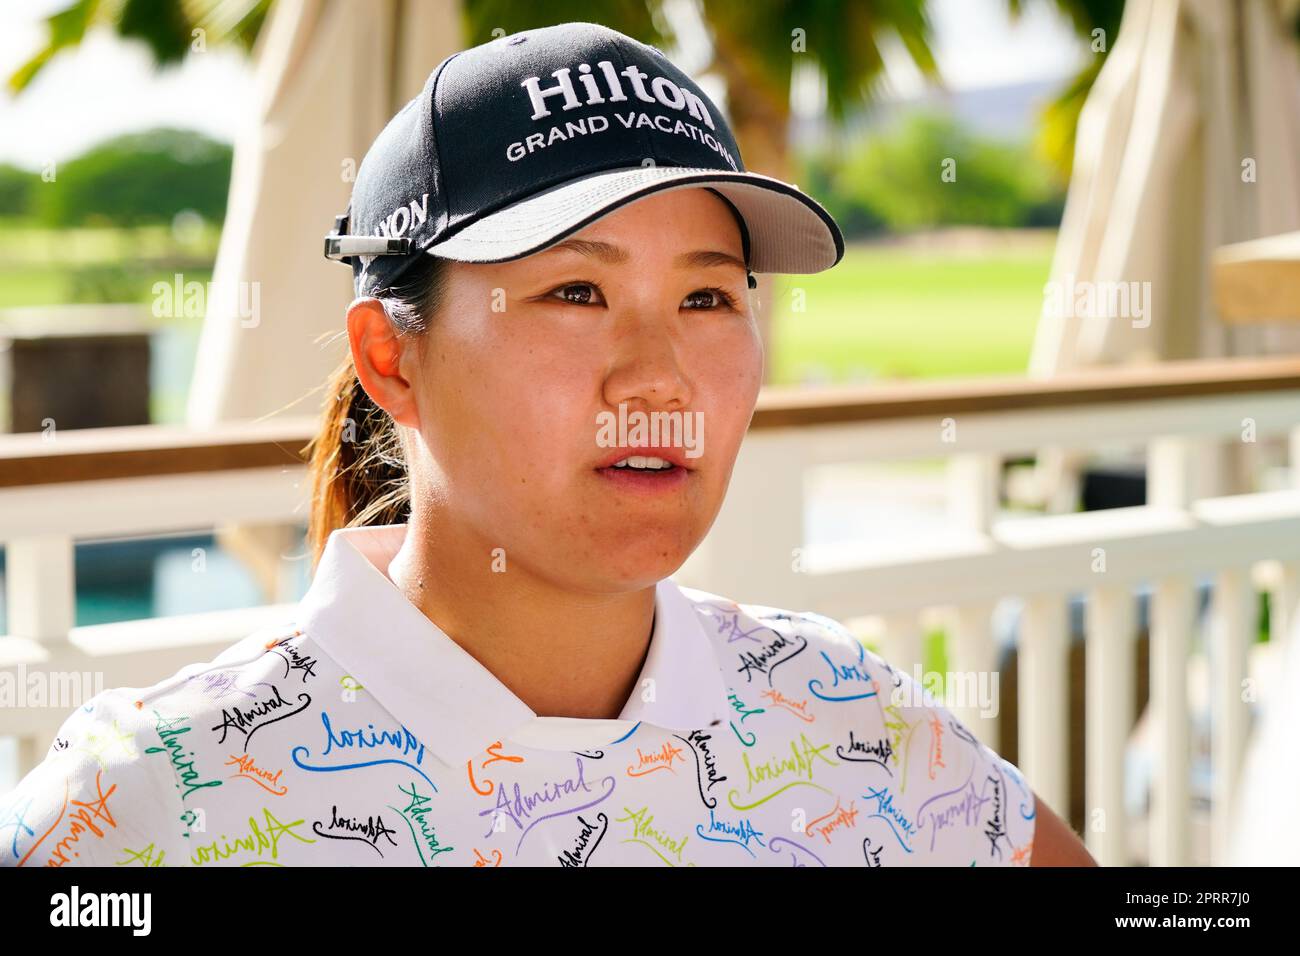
(404, 186, 763, 593)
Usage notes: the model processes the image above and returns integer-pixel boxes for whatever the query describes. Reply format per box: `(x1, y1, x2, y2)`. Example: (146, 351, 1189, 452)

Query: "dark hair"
(305, 257, 449, 569)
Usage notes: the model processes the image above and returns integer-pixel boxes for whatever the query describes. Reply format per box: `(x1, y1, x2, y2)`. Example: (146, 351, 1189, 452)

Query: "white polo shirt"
(1, 523, 1035, 867)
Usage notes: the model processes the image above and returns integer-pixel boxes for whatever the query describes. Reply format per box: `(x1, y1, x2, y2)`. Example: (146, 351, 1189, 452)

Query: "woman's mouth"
(608, 455, 675, 471)
(594, 451, 692, 494)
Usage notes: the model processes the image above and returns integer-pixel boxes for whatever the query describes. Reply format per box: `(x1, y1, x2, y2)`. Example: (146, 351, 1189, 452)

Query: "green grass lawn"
(0, 219, 221, 264)
(0, 267, 65, 307)
(0, 265, 216, 308)
(770, 237, 1053, 383)
(0, 219, 219, 309)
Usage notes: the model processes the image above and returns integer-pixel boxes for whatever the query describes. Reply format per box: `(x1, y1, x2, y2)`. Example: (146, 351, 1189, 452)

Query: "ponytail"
(305, 256, 449, 569)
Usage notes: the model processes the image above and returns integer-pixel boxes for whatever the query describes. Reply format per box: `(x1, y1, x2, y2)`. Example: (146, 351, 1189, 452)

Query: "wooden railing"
(4, 355, 1300, 867)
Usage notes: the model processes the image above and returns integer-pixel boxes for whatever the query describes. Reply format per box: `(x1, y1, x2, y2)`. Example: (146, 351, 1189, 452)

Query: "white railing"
(4, 356, 1300, 867)
(0, 419, 312, 775)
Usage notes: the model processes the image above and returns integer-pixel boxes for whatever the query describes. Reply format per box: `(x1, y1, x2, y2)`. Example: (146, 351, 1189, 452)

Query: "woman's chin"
(576, 534, 701, 590)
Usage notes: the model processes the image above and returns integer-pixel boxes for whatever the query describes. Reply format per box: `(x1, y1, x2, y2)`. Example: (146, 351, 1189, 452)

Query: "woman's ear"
(346, 297, 421, 429)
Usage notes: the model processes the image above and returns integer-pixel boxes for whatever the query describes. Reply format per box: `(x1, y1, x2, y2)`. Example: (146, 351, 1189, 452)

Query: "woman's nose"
(601, 315, 692, 411)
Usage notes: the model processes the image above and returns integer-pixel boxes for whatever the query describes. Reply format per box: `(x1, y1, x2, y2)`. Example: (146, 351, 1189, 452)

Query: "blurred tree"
(800, 150, 888, 237)
(0, 163, 35, 218)
(35, 128, 232, 227)
(14, 0, 939, 180)
(8, 0, 272, 92)
(9, 0, 1118, 184)
(827, 113, 1061, 232)
(1006, 0, 1125, 181)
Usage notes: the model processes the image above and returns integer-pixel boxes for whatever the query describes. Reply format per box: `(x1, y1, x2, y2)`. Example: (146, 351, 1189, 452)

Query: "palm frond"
(8, 0, 272, 93)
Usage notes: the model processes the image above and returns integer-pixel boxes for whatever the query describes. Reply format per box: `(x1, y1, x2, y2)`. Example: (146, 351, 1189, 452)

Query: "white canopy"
(187, 0, 462, 425)
(1031, 0, 1300, 374)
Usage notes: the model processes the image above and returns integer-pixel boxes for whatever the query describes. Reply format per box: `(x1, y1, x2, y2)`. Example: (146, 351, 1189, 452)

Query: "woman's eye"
(548, 282, 605, 306)
(545, 283, 736, 310)
(683, 288, 737, 310)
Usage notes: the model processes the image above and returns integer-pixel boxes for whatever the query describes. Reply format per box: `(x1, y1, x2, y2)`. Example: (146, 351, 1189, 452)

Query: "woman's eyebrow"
(540, 238, 745, 272)
(543, 238, 630, 263)
(676, 249, 747, 272)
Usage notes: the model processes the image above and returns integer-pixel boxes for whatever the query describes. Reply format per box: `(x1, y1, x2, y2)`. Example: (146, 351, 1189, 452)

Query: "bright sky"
(0, 0, 1085, 168)
(915, 0, 1088, 93)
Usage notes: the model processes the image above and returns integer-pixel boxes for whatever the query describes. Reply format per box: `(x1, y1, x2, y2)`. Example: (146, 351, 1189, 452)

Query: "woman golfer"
(1, 21, 1092, 867)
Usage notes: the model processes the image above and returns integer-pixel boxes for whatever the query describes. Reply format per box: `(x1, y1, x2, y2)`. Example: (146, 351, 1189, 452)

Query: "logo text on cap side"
(375, 193, 430, 239)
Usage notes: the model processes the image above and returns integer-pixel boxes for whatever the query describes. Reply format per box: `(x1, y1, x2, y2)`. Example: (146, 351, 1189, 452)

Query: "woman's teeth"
(612, 456, 674, 471)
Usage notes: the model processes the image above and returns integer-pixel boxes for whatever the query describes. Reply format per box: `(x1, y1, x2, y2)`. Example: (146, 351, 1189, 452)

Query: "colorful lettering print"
(0, 584, 1035, 867)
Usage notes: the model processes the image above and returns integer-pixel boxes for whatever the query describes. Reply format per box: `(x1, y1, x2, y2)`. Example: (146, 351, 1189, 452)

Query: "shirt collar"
(296, 523, 732, 766)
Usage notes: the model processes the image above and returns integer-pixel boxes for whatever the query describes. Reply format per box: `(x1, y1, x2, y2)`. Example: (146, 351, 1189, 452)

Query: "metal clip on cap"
(323, 235, 413, 259)
(324, 212, 351, 263)
(323, 209, 413, 262)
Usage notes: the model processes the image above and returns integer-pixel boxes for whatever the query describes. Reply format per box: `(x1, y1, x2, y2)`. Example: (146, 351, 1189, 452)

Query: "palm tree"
(1006, 0, 1125, 181)
(8, 0, 272, 93)
(11, 0, 938, 185)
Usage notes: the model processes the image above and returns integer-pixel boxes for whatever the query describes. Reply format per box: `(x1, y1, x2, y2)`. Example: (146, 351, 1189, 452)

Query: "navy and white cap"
(324, 21, 845, 297)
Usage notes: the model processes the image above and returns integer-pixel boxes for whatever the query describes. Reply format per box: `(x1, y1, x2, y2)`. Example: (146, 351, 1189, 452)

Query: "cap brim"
(424, 165, 845, 274)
